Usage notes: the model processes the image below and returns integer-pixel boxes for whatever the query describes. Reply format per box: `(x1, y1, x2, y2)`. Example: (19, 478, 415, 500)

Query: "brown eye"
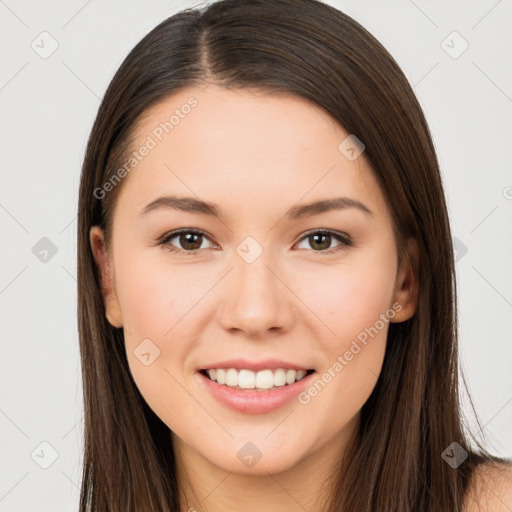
(158, 229, 214, 254)
(158, 228, 352, 256)
(296, 230, 353, 253)
(308, 233, 331, 251)
(178, 232, 203, 251)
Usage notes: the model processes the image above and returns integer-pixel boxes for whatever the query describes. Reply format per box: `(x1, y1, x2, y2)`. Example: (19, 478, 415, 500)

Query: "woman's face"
(91, 84, 418, 475)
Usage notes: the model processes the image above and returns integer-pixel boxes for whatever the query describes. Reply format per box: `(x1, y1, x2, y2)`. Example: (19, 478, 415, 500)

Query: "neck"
(173, 414, 360, 512)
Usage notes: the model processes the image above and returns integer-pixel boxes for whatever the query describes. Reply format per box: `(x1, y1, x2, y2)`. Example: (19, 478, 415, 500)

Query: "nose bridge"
(218, 237, 294, 335)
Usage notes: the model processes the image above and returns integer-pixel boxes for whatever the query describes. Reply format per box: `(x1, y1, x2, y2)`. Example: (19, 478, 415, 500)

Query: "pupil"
(311, 233, 330, 250)
(182, 233, 201, 250)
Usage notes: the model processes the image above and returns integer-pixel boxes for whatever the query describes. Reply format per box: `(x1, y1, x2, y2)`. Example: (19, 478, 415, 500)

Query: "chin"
(211, 452, 299, 476)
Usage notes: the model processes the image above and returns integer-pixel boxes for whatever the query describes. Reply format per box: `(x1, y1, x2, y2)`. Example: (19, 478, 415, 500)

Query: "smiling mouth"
(199, 368, 316, 391)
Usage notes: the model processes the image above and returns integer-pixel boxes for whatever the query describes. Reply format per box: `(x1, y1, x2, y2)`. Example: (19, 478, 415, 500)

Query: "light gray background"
(1, 0, 511, 510)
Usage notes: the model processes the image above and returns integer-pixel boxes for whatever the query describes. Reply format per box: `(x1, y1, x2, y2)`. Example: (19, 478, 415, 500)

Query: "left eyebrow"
(139, 195, 374, 220)
(285, 197, 374, 219)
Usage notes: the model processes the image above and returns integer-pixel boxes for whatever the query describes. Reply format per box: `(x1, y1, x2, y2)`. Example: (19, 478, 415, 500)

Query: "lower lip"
(197, 371, 316, 414)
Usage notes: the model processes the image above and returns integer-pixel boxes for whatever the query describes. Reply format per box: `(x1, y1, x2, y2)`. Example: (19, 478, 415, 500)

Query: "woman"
(78, 0, 512, 510)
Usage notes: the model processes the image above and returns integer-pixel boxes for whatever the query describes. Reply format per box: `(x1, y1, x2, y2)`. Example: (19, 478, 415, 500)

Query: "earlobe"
(89, 226, 124, 328)
(391, 237, 420, 323)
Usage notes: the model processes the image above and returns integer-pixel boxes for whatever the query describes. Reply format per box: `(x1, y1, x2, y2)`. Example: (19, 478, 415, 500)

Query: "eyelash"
(156, 228, 353, 256)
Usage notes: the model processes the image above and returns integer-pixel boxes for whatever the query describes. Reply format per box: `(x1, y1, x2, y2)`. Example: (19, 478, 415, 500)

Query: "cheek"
(112, 254, 198, 413)
(114, 249, 201, 339)
(303, 260, 395, 343)
(295, 261, 394, 417)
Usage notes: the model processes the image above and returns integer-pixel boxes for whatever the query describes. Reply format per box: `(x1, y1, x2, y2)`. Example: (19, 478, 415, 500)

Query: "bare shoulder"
(463, 461, 512, 512)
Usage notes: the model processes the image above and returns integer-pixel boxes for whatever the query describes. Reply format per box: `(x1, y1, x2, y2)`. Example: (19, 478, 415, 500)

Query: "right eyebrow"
(140, 196, 223, 218)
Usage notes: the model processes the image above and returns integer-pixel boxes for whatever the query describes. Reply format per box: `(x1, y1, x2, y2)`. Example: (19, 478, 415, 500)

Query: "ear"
(390, 237, 420, 323)
(89, 226, 123, 328)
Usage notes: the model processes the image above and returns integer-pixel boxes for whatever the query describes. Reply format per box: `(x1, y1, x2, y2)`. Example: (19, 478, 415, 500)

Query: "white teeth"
(285, 369, 297, 384)
(255, 369, 274, 389)
(238, 369, 255, 389)
(204, 367, 310, 389)
(225, 368, 238, 386)
(273, 368, 287, 386)
(216, 368, 226, 385)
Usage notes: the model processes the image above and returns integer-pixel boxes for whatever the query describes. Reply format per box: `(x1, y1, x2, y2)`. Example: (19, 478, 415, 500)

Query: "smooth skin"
(90, 85, 510, 511)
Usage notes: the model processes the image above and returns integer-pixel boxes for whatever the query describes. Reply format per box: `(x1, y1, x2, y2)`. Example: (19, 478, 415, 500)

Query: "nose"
(217, 248, 296, 338)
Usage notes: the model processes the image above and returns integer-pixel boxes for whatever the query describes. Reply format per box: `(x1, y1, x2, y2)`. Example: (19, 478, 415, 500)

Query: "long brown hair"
(77, 0, 505, 510)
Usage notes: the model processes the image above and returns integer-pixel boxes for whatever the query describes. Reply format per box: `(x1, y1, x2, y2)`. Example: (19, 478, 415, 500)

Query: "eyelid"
(296, 228, 352, 244)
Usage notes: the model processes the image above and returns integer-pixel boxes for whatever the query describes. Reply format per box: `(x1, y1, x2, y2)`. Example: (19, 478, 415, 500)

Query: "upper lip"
(199, 358, 313, 372)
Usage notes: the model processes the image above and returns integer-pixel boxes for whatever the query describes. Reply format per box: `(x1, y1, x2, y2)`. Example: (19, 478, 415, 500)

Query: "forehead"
(113, 84, 390, 225)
